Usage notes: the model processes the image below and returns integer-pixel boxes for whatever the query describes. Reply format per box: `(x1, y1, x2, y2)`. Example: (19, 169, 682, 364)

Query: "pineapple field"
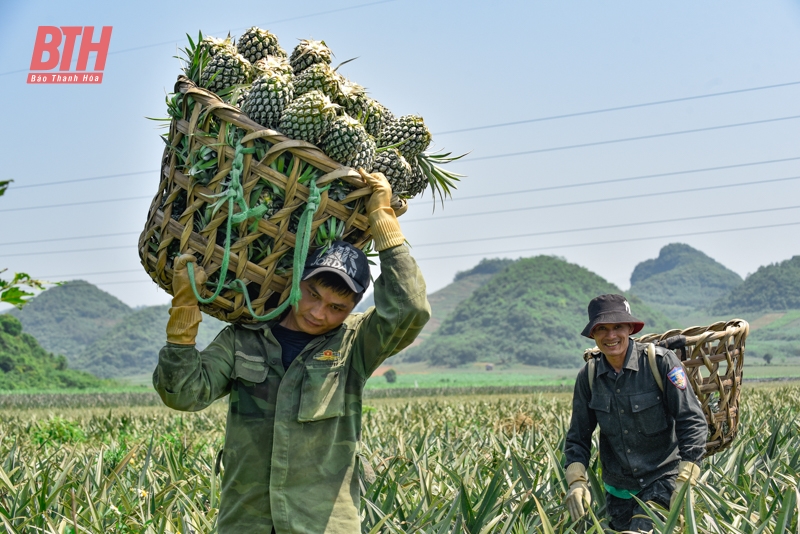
(0, 385, 797, 533)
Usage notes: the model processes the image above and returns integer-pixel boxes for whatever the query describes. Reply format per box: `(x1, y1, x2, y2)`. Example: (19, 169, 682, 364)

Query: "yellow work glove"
(359, 168, 405, 251)
(670, 461, 701, 510)
(166, 254, 207, 345)
(565, 462, 592, 522)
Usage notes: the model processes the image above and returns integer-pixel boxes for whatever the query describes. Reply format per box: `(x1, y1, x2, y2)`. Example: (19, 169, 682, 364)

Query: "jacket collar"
(595, 338, 639, 376)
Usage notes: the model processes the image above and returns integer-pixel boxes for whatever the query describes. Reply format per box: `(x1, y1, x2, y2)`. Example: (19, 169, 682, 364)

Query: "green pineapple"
(241, 71, 294, 129)
(405, 158, 428, 197)
(200, 50, 252, 94)
(199, 35, 235, 58)
(237, 27, 286, 63)
(371, 148, 412, 195)
(321, 115, 377, 169)
(336, 79, 395, 138)
(380, 115, 432, 158)
(293, 63, 341, 101)
(278, 90, 339, 144)
(253, 56, 293, 77)
(289, 39, 332, 74)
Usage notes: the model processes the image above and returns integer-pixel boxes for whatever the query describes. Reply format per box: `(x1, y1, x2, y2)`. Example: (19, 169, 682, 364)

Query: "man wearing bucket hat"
(563, 294, 707, 532)
(153, 170, 430, 534)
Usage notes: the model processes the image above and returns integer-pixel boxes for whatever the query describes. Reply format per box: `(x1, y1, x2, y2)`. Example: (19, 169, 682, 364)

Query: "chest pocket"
(232, 351, 268, 384)
(231, 351, 270, 417)
(630, 391, 668, 436)
(298, 360, 347, 423)
(589, 393, 617, 435)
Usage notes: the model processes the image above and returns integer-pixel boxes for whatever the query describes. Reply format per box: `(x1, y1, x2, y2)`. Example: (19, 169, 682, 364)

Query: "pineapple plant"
(321, 115, 377, 170)
(241, 70, 294, 130)
(370, 148, 412, 195)
(289, 39, 333, 74)
(200, 49, 252, 94)
(380, 115, 432, 158)
(278, 90, 339, 144)
(237, 27, 286, 63)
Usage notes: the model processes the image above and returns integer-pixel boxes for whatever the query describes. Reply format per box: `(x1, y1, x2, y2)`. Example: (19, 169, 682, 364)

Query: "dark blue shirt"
(271, 325, 316, 370)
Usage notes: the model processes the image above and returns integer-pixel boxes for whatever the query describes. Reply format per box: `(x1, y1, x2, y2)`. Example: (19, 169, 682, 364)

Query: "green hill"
(629, 243, 742, 319)
(711, 255, 800, 314)
(74, 305, 226, 378)
(9, 280, 132, 362)
(0, 314, 105, 390)
(10, 281, 226, 379)
(403, 255, 675, 367)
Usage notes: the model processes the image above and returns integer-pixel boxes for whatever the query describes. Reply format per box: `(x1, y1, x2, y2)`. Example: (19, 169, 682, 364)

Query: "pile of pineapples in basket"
(179, 27, 461, 201)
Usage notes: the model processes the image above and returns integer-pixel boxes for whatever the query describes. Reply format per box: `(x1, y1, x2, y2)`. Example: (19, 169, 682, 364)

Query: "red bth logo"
(28, 26, 113, 84)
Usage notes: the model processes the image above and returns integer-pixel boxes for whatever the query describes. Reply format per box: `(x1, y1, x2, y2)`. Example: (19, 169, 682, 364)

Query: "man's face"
(591, 323, 634, 360)
(280, 279, 356, 336)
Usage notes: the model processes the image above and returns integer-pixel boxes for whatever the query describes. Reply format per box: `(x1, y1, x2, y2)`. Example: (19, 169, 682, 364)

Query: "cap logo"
(312, 244, 359, 278)
(624, 300, 631, 314)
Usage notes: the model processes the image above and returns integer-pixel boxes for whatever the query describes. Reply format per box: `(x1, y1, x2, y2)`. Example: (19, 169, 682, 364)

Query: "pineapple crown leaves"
(415, 149, 468, 210)
(177, 31, 212, 85)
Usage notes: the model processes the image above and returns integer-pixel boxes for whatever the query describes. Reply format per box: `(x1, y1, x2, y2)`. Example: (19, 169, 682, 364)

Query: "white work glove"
(565, 462, 592, 521)
(670, 461, 701, 510)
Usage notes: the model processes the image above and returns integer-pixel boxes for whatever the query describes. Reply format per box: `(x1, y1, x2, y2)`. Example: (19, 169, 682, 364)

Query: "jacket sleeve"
(564, 364, 596, 468)
(152, 325, 236, 412)
(659, 348, 708, 464)
(351, 244, 431, 379)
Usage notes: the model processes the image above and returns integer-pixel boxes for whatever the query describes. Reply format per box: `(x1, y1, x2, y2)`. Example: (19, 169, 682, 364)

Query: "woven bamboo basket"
(138, 76, 393, 323)
(636, 319, 748, 456)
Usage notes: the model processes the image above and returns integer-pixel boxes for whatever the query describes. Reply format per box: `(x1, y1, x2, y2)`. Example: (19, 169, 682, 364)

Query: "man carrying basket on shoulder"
(153, 170, 430, 534)
(563, 294, 708, 532)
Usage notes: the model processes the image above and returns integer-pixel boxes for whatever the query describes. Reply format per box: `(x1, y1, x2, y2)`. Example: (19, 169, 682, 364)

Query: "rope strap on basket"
(185, 142, 325, 321)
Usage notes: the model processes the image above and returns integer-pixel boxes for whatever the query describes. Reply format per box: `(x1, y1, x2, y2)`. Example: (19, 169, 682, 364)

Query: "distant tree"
(1, 181, 51, 308)
(384, 369, 397, 383)
(763, 353, 773, 365)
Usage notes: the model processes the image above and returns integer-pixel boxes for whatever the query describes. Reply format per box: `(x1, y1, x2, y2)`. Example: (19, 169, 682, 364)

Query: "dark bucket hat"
(581, 294, 645, 338)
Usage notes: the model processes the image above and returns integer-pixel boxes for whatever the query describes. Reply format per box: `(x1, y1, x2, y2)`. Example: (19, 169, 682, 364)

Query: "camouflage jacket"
(153, 245, 430, 534)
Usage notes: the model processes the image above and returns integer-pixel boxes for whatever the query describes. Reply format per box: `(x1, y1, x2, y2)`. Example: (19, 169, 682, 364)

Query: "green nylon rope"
(185, 142, 324, 321)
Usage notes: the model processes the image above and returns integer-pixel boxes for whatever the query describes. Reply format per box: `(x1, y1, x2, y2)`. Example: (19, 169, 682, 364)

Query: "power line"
(93, 280, 154, 286)
(11, 170, 158, 190)
(463, 114, 800, 162)
(38, 269, 141, 278)
(0, 1, 397, 77)
(415, 221, 800, 262)
(413, 205, 800, 248)
(403, 174, 800, 223)
(0, 195, 152, 213)
(446, 156, 800, 203)
(435, 81, 800, 135)
(3, 245, 130, 258)
(0, 231, 139, 247)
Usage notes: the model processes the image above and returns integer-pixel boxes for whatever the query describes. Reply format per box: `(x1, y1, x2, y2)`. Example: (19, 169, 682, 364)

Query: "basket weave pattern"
(138, 77, 375, 323)
(636, 319, 749, 456)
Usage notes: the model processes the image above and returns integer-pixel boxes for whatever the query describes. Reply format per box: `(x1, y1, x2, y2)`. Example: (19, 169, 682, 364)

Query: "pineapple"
(253, 56, 293, 78)
(241, 71, 294, 129)
(406, 158, 428, 197)
(237, 27, 286, 63)
(199, 35, 235, 57)
(200, 50, 252, 94)
(278, 90, 339, 144)
(293, 63, 341, 101)
(371, 148, 412, 195)
(321, 115, 377, 169)
(380, 115, 431, 158)
(289, 39, 332, 74)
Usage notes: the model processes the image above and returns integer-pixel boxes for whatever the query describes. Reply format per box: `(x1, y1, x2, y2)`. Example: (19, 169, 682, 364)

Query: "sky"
(2, 0, 800, 311)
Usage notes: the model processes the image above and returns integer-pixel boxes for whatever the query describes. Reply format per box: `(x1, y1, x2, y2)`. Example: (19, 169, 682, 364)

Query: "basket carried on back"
(138, 76, 386, 323)
(584, 319, 749, 456)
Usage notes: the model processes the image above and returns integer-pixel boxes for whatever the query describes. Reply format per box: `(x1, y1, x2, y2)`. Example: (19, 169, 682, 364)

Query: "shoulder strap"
(587, 357, 596, 392)
(647, 343, 664, 392)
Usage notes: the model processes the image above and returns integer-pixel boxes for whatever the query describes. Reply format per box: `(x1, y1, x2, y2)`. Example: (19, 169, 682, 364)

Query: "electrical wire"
(0, 231, 139, 247)
(435, 81, 800, 135)
(402, 174, 800, 223)
(37, 269, 141, 278)
(0, 195, 152, 213)
(10, 170, 159, 190)
(414, 221, 800, 262)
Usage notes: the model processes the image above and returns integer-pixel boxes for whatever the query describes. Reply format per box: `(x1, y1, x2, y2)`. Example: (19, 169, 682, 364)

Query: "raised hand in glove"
(565, 462, 592, 522)
(670, 461, 701, 510)
(166, 254, 207, 345)
(358, 169, 405, 251)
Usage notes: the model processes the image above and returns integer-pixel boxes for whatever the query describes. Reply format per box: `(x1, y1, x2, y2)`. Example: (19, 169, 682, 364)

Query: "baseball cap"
(302, 241, 370, 294)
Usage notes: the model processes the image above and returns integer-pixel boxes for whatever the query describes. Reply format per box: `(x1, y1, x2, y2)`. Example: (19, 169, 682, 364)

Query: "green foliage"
(0, 314, 105, 390)
(453, 258, 516, 282)
(629, 243, 742, 318)
(31, 416, 86, 445)
(383, 369, 397, 383)
(711, 255, 800, 314)
(406, 255, 674, 367)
